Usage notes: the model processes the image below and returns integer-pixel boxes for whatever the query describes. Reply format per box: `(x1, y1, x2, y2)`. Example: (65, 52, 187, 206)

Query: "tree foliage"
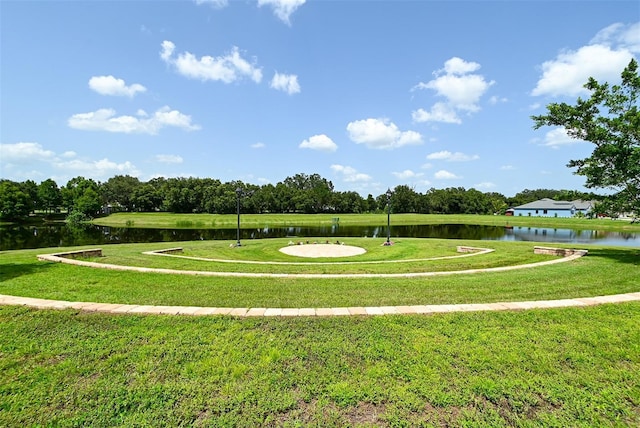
(62, 177, 102, 217)
(532, 59, 640, 215)
(37, 179, 62, 214)
(0, 180, 33, 221)
(0, 173, 610, 221)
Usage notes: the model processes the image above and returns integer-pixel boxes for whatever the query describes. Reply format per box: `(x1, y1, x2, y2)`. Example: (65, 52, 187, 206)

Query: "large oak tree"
(532, 59, 640, 216)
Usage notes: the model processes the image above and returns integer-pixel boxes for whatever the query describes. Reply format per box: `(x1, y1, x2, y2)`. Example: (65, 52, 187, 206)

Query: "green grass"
(1, 304, 639, 426)
(1, 239, 638, 308)
(92, 212, 640, 232)
(80, 238, 553, 275)
(1, 236, 639, 425)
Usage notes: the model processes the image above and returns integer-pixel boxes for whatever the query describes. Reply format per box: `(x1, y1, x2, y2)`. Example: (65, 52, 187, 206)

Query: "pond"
(1, 223, 637, 250)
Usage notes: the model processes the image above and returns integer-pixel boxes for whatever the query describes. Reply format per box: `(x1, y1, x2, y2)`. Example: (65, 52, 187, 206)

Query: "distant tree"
(37, 179, 62, 214)
(251, 184, 276, 214)
(62, 177, 102, 216)
(463, 188, 493, 214)
(332, 191, 365, 213)
(103, 175, 141, 211)
(485, 192, 508, 214)
(391, 185, 419, 213)
(282, 173, 334, 213)
(74, 187, 102, 217)
(365, 194, 377, 212)
(0, 180, 32, 221)
(19, 180, 39, 214)
(532, 58, 640, 215)
(133, 183, 163, 212)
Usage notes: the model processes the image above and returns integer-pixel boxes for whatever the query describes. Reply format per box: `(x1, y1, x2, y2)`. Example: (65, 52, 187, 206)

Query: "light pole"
(236, 187, 242, 247)
(386, 188, 392, 245)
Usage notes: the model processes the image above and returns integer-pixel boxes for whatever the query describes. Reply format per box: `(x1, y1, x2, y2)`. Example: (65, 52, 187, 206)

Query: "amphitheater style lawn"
(1, 239, 639, 426)
(1, 239, 639, 307)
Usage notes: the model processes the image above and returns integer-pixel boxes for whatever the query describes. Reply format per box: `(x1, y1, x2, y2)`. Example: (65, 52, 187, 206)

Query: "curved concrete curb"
(36, 247, 583, 278)
(16, 245, 633, 317)
(1, 292, 639, 317)
(143, 245, 495, 265)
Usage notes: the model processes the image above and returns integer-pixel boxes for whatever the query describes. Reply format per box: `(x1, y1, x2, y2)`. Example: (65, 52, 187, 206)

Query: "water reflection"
(0, 223, 637, 250)
(502, 226, 638, 245)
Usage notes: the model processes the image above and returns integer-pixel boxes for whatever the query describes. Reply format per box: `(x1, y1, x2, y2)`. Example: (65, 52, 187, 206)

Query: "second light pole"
(386, 188, 393, 245)
(236, 186, 242, 247)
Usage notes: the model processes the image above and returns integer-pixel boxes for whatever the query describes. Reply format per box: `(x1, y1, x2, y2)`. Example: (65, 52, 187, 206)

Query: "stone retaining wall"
(149, 247, 184, 255)
(40, 249, 103, 260)
(457, 246, 482, 253)
(534, 246, 588, 257)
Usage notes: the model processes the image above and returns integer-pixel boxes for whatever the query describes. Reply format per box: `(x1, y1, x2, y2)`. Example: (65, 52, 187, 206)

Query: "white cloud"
(299, 134, 337, 152)
(434, 170, 461, 180)
(195, 0, 228, 8)
(474, 182, 496, 189)
(160, 40, 175, 62)
(270, 72, 301, 94)
(590, 22, 640, 55)
(426, 150, 479, 162)
(55, 158, 140, 178)
(0, 142, 55, 162)
(488, 95, 508, 105)
(532, 22, 638, 97)
(330, 164, 372, 182)
(155, 154, 184, 164)
(160, 41, 262, 84)
(413, 57, 494, 124)
(532, 45, 633, 97)
(258, 0, 306, 25)
(346, 118, 423, 150)
(500, 165, 515, 170)
(89, 75, 147, 98)
(0, 142, 141, 182)
(392, 170, 424, 180)
(539, 127, 585, 149)
(68, 106, 200, 134)
(412, 103, 460, 124)
(251, 142, 266, 149)
(441, 57, 481, 75)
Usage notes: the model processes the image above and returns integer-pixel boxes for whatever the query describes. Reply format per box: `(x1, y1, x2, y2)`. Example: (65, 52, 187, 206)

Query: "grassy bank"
(1, 240, 638, 308)
(92, 212, 640, 232)
(1, 304, 638, 426)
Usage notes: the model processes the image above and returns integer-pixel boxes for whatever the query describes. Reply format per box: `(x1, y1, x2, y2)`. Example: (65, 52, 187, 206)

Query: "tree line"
(0, 173, 605, 222)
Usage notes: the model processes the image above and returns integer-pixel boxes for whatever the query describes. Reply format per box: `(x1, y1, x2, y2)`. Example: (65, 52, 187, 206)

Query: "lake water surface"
(1, 223, 637, 250)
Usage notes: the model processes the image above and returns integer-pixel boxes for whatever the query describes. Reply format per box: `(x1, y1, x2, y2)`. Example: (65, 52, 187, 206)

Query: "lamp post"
(236, 187, 242, 247)
(386, 188, 392, 245)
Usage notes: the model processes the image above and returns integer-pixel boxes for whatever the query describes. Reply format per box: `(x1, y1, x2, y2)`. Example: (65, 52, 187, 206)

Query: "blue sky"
(1, 0, 638, 197)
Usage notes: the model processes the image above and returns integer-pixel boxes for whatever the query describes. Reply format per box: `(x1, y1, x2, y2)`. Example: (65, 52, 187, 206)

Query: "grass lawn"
(1, 239, 638, 307)
(77, 238, 552, 275)
(1, 235, 639, 426)
(1, 304, 639, 426)
(92, 212, 640, 233)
